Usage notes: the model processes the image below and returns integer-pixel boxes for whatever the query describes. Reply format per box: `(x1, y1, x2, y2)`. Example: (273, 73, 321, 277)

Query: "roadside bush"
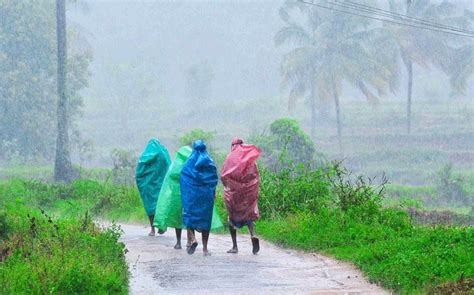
(329, 162, 386, 221)
(259, 164, 331, 219)
(256, 159, 473, 293)
(252, 118, 323, 172)
(0, 179, 144, 222)
(0, 203, 128, 294)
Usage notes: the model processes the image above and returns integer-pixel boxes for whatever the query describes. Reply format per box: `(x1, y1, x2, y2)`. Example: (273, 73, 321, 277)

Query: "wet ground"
(119, 223, 389, 295)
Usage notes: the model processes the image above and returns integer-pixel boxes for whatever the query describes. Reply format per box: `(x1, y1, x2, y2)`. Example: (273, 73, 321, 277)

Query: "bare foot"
(227, 247, 238, 254)
(174, 243, 182, 250)
(148, 231, 155, 236)
(203, 250, 211, 256)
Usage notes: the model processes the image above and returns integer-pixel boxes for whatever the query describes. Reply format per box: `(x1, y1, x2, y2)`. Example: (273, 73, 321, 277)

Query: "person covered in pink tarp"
(221, 138, 261, 255)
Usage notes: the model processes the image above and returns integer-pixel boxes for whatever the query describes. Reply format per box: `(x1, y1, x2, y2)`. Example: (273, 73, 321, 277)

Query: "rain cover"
(221, 138, 261, 223)
(180, 140, 221, 231)
(135, 139, 171, 216)
(154, 146, 223, 231)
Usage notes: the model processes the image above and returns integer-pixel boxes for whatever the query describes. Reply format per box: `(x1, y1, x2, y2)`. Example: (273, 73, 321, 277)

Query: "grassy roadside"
(1, 166, 473, 293)
(0, 179, 134, 293)
(254, 163, 474, 294)
(257, 211, 473, 293)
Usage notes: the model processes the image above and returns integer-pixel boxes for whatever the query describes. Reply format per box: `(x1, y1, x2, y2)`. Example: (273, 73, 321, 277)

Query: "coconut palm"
(387, 0, 472, 133)
(275, 0, 398, 145)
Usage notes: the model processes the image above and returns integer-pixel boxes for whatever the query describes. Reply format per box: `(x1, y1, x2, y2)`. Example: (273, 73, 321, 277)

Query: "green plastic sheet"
(135, 139, 171, 216)
(153, 146, 223, 231)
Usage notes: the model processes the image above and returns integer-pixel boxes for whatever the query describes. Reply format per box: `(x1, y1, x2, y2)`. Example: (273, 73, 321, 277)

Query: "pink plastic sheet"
(221, 138, 261, 224)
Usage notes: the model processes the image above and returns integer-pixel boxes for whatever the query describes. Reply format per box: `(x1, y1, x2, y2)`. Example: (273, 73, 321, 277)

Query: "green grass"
(0, 179, 144, 293)
(0, 178, 146, 223)
(1, 157, 473, 294)
(254, 161, 474, 293)
(258, 210, 474, 293)
(0, 199, 128, 294)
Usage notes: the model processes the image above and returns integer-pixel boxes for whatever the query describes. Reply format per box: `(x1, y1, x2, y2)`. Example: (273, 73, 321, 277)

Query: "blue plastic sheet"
(180, 140, 219, 230)
(135, 139, 171, 216)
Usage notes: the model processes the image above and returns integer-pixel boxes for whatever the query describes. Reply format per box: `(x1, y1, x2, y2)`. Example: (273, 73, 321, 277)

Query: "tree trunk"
(405, 0, 413, 135)
(309, 82, 317, 140)
(331, 77, 342, 152)
(334, 90, 342, 150)
(54, 0, 73, 183)
(406, 60, 413, 134)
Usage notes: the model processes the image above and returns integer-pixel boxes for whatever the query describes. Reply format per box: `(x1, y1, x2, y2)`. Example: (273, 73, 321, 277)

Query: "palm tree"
(386, 0, 471, 133)
(275, 0, 397, 146)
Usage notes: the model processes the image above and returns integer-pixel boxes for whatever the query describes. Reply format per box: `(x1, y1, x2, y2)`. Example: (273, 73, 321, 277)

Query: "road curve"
(118, 223, 389, 295)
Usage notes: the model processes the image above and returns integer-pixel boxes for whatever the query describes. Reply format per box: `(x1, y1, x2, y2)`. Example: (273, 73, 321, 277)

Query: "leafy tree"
(0, 0, 90, 163)
(275, 0, 397, 144)
(252, 118, 321, 172)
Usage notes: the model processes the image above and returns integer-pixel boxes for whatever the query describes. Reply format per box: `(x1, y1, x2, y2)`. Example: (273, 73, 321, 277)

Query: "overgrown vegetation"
(252, 118, 324, 171)
(1, 119, 472, 293)
(257, 161, 474, 293)
(253, 119, 473, 293)
(0, 187, 129, 294)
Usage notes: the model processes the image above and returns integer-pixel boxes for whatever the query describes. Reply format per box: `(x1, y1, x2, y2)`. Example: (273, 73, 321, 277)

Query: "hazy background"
(67, 0, 473, 185)
(1, 0, 473, 189)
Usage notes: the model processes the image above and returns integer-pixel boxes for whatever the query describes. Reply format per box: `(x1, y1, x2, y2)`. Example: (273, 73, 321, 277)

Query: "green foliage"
(252, 118, 321, 171)
(258, 209, 473, 293)
(179, 128, 217, 148)
(178, 128, 224, 167)
(386, 164, 473, 212)
(0, 210, 7, 240)
(0, 0, 91, 162)
(0, 202, 128, 294)
(329, 163, 386, 220)
(259, 164, 331, 219)
(256, 160, 473, 293)
(0, 179, 144, 222)
(435, 163, 471, 207)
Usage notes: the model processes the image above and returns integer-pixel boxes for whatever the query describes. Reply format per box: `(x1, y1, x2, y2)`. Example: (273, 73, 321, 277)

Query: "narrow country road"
(119, 223, 388, 295)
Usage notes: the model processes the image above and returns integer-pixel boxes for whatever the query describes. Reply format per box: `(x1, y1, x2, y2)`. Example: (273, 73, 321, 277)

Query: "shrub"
(0, 204, 128, 294)
(179, 128, 216, 148)
(252, 118, 323, 172)
(259, 164, 331, 219)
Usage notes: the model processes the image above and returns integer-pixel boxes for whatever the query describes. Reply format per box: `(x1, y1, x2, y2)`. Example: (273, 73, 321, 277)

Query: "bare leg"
(248, 222, 257, 238)
(148, 215, 155, 236)
(174, 228, 182, 249)
(227, 226, 238, 254)
(202, 230, 211, 256)
(187, 228, 198, 254)
(186, 229, 195, 248)
(248, 222, 260, 254)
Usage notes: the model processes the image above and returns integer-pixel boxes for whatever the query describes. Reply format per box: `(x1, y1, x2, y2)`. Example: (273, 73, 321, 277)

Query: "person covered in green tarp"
(135, 139, 171, 236)
(153, 145, 223, 250)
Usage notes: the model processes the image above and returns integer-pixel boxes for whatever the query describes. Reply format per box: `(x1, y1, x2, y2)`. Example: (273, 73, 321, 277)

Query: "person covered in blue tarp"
(180, 140, 218, 256)
(135, 139, 171, 236)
